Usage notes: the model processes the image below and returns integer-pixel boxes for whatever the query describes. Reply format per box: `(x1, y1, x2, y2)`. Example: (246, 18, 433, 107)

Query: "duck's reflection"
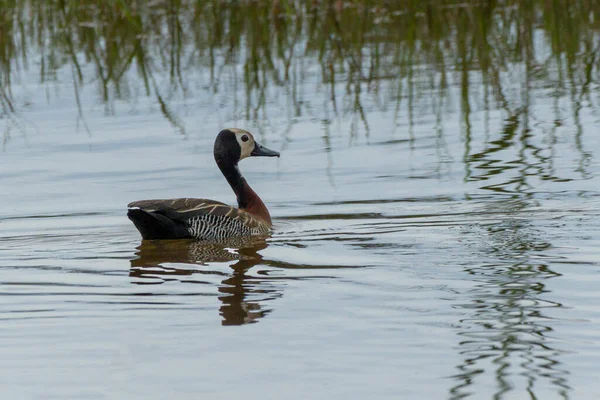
(129, 237, 280, 325)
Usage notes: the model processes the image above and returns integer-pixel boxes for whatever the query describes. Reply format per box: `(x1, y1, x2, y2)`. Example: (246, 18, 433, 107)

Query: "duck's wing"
(127, 198, 271, 240)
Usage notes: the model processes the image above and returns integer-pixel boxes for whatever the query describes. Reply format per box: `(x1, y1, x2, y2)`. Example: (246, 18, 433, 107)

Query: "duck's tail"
(127, 207, 190, 240)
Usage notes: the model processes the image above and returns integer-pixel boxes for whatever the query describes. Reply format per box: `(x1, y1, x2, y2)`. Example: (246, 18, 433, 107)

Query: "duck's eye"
(241, 135, 249, 142)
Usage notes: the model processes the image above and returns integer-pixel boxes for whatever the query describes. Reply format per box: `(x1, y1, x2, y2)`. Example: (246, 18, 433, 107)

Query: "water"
(1, 2, 600, 399)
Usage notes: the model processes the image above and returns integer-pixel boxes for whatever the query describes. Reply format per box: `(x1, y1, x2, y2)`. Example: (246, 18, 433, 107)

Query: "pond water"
(1, 2, 600, 399)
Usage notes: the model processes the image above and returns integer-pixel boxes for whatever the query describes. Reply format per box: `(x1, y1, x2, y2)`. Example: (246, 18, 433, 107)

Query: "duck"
(127, 128, 280, 241)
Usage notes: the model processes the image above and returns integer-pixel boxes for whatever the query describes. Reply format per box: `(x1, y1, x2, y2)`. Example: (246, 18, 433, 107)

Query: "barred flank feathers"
(128, 198, 271, 240)
(187, 213, 269, 240)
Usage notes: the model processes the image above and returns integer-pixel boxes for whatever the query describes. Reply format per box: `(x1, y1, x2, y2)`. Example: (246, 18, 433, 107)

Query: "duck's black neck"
(217, 161, 248, 208)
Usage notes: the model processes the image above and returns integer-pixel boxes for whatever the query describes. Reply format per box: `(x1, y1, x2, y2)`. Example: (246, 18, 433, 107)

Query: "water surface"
(1, 2, 600, 399)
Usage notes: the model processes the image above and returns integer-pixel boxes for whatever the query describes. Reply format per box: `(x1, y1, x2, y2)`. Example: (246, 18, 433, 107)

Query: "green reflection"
(1, 1, 598, 135)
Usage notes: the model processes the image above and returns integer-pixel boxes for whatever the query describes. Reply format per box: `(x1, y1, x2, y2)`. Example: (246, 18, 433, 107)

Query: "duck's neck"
(217, 162, 272, 225)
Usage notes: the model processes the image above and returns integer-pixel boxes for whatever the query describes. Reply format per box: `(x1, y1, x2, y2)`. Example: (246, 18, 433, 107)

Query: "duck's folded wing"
(127, 198, 270, 240)
(128, 198, 227, 218)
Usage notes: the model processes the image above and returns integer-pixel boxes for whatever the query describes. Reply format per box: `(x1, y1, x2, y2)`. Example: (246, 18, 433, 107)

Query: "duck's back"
(127, 198, 271, 241)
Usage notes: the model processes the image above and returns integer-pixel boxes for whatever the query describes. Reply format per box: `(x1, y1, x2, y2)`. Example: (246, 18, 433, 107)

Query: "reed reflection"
(1, 1, 599, 147)
(450, 202, 569, 399)
(130, 238, 282, 325)
(450, 116, 571, 397)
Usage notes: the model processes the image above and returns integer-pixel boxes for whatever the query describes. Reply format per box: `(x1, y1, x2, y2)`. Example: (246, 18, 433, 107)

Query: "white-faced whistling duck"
(127, 128, 280, 240)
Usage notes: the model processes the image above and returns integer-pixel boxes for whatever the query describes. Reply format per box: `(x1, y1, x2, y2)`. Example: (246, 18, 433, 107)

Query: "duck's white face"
(230, 128, 255, 160)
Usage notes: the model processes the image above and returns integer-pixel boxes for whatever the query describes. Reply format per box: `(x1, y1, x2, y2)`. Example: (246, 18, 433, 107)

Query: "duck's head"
(214, 128, 280, 165)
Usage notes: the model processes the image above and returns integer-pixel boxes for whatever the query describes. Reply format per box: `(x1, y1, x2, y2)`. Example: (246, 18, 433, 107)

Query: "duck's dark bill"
(251, 142, 280, 157)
